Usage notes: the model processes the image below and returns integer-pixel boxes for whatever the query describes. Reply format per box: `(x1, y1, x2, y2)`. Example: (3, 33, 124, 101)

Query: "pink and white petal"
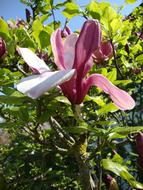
(17, 69, 75, 99)
(64, 34, 78, 69)
(50, 29, 65, 70)
(73, 20, 101, 71)
(101, 42, 113, 58)
(82, 57, 93, 78)
(83, 74, 135, 110)
(18, 47, 50, 73)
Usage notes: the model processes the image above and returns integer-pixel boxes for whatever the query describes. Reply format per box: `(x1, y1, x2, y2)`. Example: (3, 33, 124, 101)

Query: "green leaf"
(39, 14, 49, 23)
(55, 96, 71, 105)
(102, 6, 117, 23)
(16, 28, 35, 48)
(108, 126, 143, 140)
(62, 2, 80, 19)
(125, 0, 136, 4)
(0, 121, 24, 129)
(96, 103, 118, 115)
(102, 159, 143, 189)
(0, 95, 32, 104)
(107, 69, 117, 82)
(114, 80, 132, 85)
(86, 1, 101, 20)
(84, 95, 105, 106)
(136, 54, 143, 63)
(67, 125, 105, 135)
(111, 126, 143, 135)
(0, 18, 10, 38)
(32, 30, 50, 49)
(32, 19, 43, 31)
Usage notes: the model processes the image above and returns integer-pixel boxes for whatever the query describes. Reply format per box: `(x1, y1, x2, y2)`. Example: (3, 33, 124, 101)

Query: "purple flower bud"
(25, 8, 31, 23)
(132, 68, 141, 75)
(7, 20, 16, 29)
(125, 43, 130, 54)
(16, 19, 26, 27)
(61, 26, 71, 38)
(93, 41, 113, 63)
(136, 32, 143, 40)
(135, 132, 143, 168)
(0, 37, 6, 57)
(105, 175, 119, 190)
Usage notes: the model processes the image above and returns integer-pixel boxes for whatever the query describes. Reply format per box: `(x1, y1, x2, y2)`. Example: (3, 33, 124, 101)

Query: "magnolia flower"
(93, 41, 113, 63)
(0, 37, 6, 57)
(17, 20, 135, 110)
(61, 26, 71, 38)
(51, 20, 135, 110)
(135, 132, 143, 168)
(17, 48, 75, 98)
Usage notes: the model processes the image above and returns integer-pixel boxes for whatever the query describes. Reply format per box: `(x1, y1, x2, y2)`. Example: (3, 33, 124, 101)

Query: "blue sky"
(0, 0, 142, 30)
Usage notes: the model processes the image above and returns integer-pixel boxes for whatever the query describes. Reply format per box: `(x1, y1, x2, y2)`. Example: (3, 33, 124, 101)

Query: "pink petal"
(101, 41, 113, 58)
(50, 29, 65, 70)
(61, 26, 72, 38)
(82, 57, 93, 78)
(17, 69, 75, 99)
(17, 47, 50, 73)
(93, 49, 104, 63)
(73, 20, 101, 72)
(60, 73, 77, 104)
(83, 74, 135, 110)
(64, 34, 78, 69)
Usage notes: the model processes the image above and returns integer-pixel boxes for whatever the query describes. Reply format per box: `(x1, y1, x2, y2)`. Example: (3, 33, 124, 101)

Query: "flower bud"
(0, 37, 6, 57)
(132, 68, 141, 75)
(61, 26, 71, 38)
(93, 41, 113, 63)
(25, 8, 31, 23)
(135, 132, 143, 168)
(105, 175, 119, 190)
(125, 43, 130, 54)
(16, 19, 26, 27)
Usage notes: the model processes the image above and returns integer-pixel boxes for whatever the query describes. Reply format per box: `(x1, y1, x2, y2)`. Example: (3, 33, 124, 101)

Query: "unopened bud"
(25, 9, 31, 23)
(135, 132, 143, 168)
(106, 175, 119, 190)
(125, 43, 130, 54)
(61, 26, 71, 38)
(16, 19, 26, 27)
(0, 37, 6, 57)
(93, 41, 113, 63)
(132, 68, 141, 75)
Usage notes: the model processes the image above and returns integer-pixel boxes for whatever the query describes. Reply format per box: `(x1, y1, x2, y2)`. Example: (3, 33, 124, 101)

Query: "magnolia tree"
(0, 0, 143, 189)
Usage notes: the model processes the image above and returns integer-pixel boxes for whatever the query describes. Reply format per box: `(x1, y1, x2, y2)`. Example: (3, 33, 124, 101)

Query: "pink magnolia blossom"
(51, 20, 135, 110)
(17, 20, 135, 110)
(0, 37, 6, 57)
(16, 48, 75, 99)
(93, 41, 113, 63)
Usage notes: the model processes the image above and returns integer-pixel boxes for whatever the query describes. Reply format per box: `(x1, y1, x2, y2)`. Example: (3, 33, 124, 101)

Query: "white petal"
(17, 69, 75, 99)
(64, 34, 78, 69)
(18, 47, 50, 73)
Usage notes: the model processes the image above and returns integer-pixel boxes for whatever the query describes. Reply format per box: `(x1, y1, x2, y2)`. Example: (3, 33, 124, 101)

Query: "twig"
(110, 39, 124, 79)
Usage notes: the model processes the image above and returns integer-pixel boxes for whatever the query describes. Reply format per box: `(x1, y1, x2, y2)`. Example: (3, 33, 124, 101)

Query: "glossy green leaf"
(125, 0, 136, 4)
(102, 159, 143, 189)
(16, 28, 35, 48)
(32, 19, 43, 31)
(0, 18, 10, 38)
(62, 2, 80, 19)
(86, 1, 101, 20)
(107, 69, 117, 82)
(96, 103, 118, 115)
(32, 30, 50, 49)
(136, 54, 143, 63)
(84, 95, 105, 106)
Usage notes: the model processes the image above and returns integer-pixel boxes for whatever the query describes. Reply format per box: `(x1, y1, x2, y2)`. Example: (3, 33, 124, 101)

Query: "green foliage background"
(0, 0, 143, 189)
